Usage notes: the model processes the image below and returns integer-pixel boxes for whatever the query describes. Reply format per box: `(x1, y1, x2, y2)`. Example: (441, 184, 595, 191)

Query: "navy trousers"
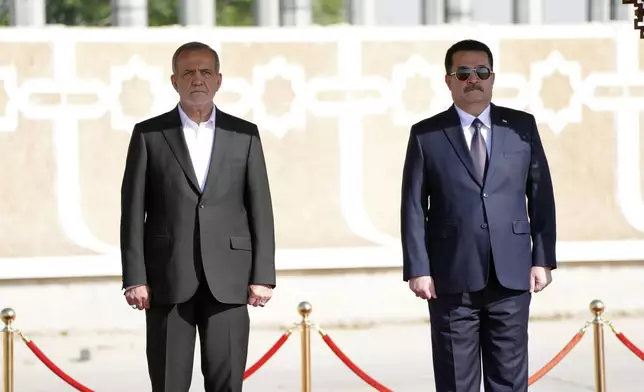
(428, 260, 531, 392)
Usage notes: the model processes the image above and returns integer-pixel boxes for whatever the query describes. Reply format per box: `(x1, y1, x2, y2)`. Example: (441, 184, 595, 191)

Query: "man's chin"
(188, 92, 212, 99)
(185, 96, 214, 105)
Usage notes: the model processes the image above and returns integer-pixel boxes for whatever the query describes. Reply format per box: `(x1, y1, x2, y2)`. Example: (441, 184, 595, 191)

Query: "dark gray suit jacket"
(120, 106, 276, 305)
(400, 103, 557, 295)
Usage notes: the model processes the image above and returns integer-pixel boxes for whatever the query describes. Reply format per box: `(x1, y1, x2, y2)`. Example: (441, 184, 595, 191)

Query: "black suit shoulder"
(493, 104, 537, 125)
(409, 109, 454, 136)
(492, 105, 539, 143)
(133, 109, 180, 134)
(131, 107, 262, 137)
(410, 104, 538, 135)
(216, 109, 260, 137)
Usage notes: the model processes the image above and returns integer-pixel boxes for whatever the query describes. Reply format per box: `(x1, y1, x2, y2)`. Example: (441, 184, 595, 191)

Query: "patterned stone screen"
(0, 24, 643, 279)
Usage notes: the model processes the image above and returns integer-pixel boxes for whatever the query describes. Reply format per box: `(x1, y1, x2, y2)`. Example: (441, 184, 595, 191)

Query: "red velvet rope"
(23, 339, 94, 392)
(16, 320, 599, 392)
(319, 332, 393, 392)
(244, 330, 292, 379)
(318, 324, 588, 390)
(614, 332, 644, 361)
(528, 328, 586, 385)
(19, 327, 291, 391)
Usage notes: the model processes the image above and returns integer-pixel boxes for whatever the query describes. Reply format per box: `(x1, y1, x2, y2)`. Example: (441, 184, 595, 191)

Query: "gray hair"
(171, 41, 220, 74)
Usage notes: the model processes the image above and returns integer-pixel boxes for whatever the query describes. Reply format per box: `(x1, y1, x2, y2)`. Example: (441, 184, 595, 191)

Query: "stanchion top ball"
(589, 299, 605, 315)
(297, 301, 312, 317)
(1, 308, 16, 325)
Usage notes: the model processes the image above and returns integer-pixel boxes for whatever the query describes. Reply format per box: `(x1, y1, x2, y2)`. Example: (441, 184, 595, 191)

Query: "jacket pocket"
(512, 220, 531, 235)
(230, 236, 252, 251)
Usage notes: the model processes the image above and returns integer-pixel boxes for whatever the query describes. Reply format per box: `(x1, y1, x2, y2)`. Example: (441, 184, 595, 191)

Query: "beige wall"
(0, 25, 643, 278)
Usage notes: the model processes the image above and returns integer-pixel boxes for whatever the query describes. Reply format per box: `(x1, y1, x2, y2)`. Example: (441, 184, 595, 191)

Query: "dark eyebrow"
(182, 68, 213, 73)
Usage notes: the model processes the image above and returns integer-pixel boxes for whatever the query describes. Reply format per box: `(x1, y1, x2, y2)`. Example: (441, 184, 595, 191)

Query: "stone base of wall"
(1, 262, 642, 336)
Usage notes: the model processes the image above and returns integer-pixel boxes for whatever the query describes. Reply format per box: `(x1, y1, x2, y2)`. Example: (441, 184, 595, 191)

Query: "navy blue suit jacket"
(400, 103, 557, 295)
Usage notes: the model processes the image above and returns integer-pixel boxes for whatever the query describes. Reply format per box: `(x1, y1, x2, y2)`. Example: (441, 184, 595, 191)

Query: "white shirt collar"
(177, 103, 217, 129)
(454, 104, 492, 129)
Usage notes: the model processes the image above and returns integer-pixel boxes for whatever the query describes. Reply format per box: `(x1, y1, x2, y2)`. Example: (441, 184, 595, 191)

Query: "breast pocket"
(503, 149, 530, 159)
(502, 149, 531, 177)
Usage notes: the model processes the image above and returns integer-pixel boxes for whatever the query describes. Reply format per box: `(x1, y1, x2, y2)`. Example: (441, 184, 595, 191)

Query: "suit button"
(482, 193, 488, 198)
(198, 204, 204, 208)
(481, 223, 488, 229)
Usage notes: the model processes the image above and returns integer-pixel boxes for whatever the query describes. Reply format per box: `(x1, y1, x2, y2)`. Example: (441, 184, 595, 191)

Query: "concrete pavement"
(8, 317, 644, 391)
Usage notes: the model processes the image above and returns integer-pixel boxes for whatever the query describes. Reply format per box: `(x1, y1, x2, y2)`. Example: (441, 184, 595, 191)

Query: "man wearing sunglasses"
(400, 39, 557, 392)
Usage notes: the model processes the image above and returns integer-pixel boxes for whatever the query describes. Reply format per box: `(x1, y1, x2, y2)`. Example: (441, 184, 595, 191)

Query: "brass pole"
(1, 308, 16, 392)
(297, 301, 312, 392)
(589, 300, 606, 392)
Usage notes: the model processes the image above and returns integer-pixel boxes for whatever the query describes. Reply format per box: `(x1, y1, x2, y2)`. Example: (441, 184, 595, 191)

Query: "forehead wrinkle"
(177, 54, 216, 68)
(180, 65, 214, 73)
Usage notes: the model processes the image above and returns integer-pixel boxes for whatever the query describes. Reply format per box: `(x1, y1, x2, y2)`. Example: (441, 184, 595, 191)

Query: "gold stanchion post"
(297, 301, 312, 392)
(1, 308, 16, 392)
(590, 300, 606, 392)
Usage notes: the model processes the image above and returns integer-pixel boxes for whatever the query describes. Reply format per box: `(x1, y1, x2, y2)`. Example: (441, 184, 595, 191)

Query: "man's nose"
(467, 72, 480, 82)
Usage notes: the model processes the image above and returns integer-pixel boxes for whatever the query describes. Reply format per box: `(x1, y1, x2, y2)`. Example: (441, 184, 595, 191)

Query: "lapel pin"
(502, 119, 507, 123)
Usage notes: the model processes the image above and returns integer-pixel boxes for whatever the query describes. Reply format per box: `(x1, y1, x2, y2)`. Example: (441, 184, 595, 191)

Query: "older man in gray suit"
(120, 41, 276, 392)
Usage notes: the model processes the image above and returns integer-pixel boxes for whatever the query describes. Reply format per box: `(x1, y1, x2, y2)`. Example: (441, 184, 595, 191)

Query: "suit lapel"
(200, 108, 231, 202)
(442, 105, 483, 187)
(483, 103, 507, 188)
(161, 107, 200, 192)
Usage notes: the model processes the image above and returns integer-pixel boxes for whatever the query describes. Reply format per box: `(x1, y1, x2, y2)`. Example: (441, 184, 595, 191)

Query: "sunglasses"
(449, 66, 492, 81)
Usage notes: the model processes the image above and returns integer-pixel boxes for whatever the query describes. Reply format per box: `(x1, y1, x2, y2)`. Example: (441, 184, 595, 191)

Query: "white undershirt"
(177, 104, 216, 192)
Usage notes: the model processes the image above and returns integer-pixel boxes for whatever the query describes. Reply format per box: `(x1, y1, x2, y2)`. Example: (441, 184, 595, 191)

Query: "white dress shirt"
(454, 104, 492, 155)
(177, 104, 216, 192)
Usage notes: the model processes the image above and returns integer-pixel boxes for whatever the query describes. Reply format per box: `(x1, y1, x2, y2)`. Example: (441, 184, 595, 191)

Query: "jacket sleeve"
(245, 125, 277, 287)
(526, 115, 557, 269)
(120, 125, 148, 289)
(400, 125, 431, 281)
